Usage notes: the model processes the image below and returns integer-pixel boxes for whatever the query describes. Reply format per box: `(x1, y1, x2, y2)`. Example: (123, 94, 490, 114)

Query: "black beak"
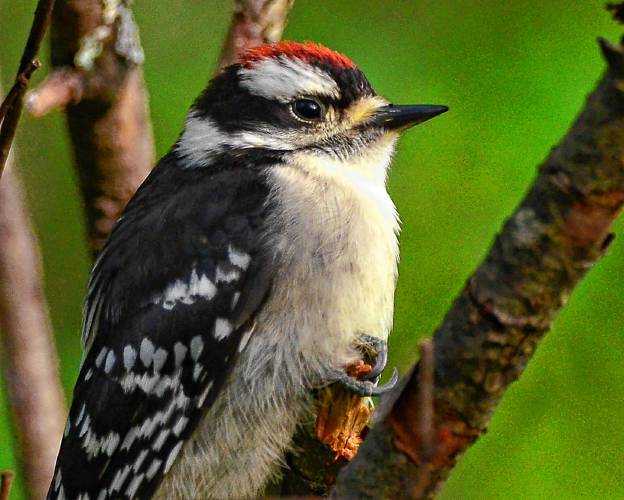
(373, 104, 448, 130)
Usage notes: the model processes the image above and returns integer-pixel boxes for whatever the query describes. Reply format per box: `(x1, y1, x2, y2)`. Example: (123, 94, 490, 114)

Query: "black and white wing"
(47, 154, 275, 500)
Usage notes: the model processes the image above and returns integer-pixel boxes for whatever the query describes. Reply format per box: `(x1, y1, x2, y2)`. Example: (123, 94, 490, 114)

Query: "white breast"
(258, 137, 400, 375)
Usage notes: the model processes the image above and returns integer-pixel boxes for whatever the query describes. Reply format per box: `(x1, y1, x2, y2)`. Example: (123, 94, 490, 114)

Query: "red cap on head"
(240, 41, 356, 69)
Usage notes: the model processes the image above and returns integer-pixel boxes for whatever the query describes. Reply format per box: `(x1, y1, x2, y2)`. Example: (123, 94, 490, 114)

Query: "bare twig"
(0, 471, 15, 500)
(219, 0, 295, 69)
(0, 61, 40, 124)
(0, 160, 67, 500)
(332, 36, 624, 499)
(0, 0, 56, 178)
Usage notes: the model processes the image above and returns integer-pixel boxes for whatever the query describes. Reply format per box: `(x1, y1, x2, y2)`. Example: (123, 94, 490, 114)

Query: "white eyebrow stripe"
(238, 56, 340, 102)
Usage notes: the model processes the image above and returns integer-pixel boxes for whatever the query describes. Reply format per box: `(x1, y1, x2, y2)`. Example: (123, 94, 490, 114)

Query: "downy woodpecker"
(47, 41, 447, 500)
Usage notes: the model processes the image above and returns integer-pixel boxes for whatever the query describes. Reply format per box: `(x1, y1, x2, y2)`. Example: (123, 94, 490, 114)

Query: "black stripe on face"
(191, 63, 377, 134)
(192, 66, 297, 133)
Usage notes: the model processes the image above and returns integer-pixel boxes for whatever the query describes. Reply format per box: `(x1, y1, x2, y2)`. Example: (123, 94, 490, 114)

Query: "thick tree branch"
(331, 37, 624, 499)
(0, 161, 66, 500)
(0, 0, 55, 178)
(28, 0, 154, 257)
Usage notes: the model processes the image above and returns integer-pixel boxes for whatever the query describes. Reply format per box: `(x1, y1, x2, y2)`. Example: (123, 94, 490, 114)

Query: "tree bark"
(331, 37, 624, 499)
(0, 471, 15, 500)
(28, 0, 155, 258)
(0, 160, 66, 500)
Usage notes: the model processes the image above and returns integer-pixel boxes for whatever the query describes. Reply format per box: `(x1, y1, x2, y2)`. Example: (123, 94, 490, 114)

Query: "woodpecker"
(47, 41, 447, 500)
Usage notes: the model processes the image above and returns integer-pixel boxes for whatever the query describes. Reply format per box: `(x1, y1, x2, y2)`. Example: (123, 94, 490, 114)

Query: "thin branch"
(0, 60, 40, 123)
(416, 340, 434, 462)
(0, 471, 15, 500)
(332, 36, 624, 499)
(219, 0, 295, 69)
(0, 161, 65, 500)
(0, 0, 56, 178)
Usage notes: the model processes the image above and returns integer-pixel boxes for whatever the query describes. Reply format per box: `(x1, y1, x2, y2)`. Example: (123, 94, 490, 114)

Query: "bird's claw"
(358, 334, 389, 383)
(329, 334, 399, 397)
(335, 367, 400, 397)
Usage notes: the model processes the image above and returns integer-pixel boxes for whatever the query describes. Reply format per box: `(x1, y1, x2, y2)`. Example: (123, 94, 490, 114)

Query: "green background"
(1, 1, 623, 498)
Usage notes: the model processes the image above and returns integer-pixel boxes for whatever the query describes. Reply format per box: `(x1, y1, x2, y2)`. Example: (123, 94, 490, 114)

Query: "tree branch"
(409, 339, 436, 498)
(28, 0, 154, 258)
(0, 471, 14, 500)
(0, 0, 55, 178)
(331, 36, 624, 499)
(0, 60, 40, 125)
(0, 161, 66, 500)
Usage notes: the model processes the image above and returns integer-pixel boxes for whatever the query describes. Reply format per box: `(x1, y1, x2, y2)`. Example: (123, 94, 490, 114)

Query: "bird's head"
(175, 41, 447, 180)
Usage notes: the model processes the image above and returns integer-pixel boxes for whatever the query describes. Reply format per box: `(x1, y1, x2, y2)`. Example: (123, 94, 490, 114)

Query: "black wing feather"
(48, 154, 275, 500)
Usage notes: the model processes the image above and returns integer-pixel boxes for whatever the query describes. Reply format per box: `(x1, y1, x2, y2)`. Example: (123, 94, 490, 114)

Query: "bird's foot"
(330, 334, 399, 397)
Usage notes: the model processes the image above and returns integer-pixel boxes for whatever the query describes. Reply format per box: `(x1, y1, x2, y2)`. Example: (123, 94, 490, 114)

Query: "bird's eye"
(292, 98, 324, 121)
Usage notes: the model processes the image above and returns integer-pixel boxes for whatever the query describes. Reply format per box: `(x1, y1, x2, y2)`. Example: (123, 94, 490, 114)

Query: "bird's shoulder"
(83, 152, 275, 350)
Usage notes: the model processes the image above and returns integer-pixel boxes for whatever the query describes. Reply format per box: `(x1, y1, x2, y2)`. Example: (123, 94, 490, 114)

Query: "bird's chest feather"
(260, 162, 400, 367)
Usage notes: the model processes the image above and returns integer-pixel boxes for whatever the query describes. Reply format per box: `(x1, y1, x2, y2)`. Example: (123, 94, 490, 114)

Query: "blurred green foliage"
(1, 1, 623, 498)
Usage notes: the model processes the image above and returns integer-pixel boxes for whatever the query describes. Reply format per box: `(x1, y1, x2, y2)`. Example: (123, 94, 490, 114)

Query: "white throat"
(287, 132, 398, 190)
